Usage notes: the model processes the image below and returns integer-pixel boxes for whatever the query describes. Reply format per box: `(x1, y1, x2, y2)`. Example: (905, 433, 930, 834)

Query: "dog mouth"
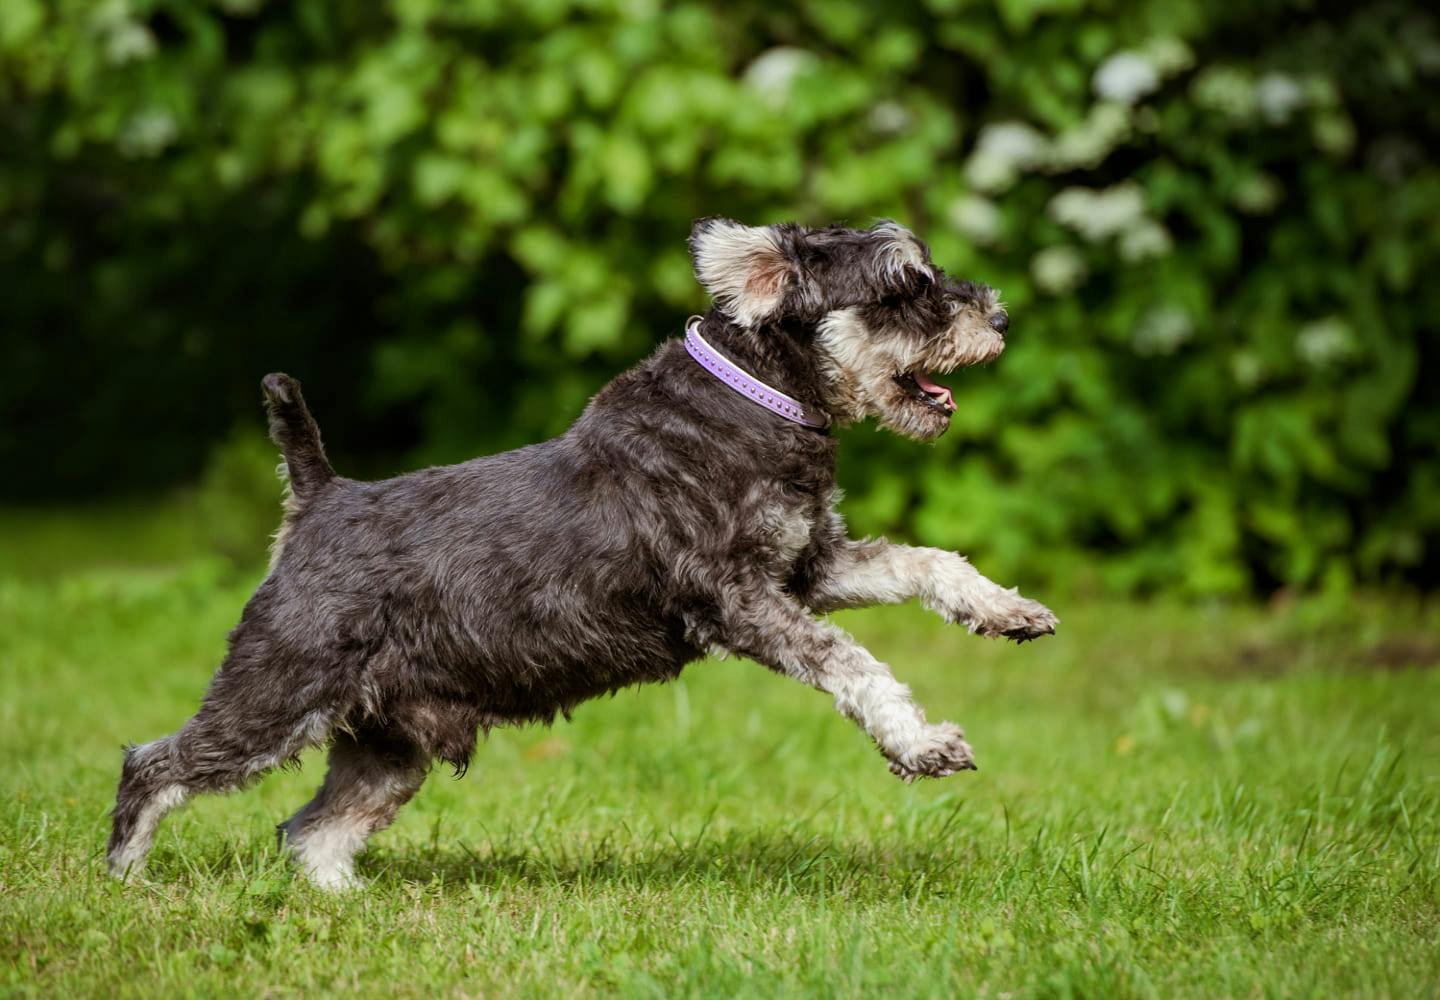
(894, 369, 956, 414)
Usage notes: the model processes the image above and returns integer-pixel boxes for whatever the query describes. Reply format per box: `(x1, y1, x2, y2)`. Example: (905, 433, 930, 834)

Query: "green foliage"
(2, 0, 1437, 595)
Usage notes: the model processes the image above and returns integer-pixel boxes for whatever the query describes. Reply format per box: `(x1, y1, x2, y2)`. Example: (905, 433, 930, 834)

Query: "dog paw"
(887, 722, 977, 782)
(301, 864, 365, 892)
(972, 592, 1057, 642)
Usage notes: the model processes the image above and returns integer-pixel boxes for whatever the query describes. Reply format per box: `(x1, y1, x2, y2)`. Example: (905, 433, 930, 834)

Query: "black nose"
(989, 311, 1009, 334)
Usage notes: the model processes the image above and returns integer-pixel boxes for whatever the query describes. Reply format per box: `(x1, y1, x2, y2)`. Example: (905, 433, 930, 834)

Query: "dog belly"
(361, 608, 698, 746)
(473, 637, 692, 722)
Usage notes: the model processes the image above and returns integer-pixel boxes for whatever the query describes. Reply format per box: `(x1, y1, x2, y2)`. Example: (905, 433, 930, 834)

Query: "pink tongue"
(912, 369, 955, 412)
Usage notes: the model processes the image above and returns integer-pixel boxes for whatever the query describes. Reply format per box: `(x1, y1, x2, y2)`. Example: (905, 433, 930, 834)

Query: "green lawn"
(2, 558, 1438, 997)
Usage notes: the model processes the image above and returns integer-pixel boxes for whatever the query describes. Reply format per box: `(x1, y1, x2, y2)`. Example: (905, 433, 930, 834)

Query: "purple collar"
(683, 317, 829, 429)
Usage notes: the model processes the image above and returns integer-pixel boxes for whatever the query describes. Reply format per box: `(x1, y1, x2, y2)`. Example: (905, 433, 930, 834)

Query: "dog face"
(688, 218, 1008, 441)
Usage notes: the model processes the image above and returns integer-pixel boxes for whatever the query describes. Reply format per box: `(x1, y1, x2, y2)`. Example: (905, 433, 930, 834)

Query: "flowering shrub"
(2, 0, 1436, 594)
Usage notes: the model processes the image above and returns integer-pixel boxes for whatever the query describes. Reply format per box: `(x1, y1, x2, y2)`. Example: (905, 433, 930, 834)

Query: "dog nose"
(989, 311, 1009, 335)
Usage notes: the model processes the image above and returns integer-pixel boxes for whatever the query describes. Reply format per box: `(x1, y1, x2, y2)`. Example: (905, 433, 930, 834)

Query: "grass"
(2, 553, 1438, 997)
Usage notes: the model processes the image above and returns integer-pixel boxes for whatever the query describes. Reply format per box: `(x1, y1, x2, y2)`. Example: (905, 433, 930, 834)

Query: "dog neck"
(684, 318, 829, 429)
(691, 312, 832, 429)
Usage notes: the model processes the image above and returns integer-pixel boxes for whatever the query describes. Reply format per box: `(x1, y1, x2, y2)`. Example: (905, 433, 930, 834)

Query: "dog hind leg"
(107, 736, 193, 879)
(107, 665, 339, 880)
(278, 728, 429, 890)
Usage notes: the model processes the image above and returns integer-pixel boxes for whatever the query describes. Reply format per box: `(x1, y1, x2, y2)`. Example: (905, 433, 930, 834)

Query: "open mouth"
(895, 370, 956, 414)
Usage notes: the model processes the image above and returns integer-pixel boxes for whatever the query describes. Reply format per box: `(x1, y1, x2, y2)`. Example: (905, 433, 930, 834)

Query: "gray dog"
(108, 218, 1057, 888)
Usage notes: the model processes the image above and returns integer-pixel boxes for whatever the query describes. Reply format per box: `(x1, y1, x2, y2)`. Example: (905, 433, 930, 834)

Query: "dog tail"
(261, 373, 336, 501)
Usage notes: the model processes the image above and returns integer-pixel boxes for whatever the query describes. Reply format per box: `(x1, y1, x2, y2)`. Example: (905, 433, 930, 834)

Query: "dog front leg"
(805, 540, 1057, 640)
(716, 592, 976, 780)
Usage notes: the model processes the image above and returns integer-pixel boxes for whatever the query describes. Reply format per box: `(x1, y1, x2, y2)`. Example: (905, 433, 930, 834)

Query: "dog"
(108, 218, 1057, 888)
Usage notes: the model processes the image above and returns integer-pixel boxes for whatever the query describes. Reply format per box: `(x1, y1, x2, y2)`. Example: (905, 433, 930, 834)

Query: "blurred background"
(2, 0, 1437, 597)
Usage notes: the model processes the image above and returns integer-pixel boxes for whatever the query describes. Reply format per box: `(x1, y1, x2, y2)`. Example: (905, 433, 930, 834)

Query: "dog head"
(688, 218, 1007, 441)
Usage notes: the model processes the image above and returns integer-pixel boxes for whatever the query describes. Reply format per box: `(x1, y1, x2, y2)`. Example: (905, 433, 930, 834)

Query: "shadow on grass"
(144, 825, 981, 900)
(359, 829, 982, 898)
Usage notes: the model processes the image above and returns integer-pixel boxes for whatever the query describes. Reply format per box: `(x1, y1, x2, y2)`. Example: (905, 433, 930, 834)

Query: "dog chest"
(760, 503, 815, 568)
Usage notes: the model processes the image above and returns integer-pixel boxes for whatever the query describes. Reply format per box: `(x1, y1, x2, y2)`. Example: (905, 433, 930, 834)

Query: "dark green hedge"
(2, 0, 1436, 594)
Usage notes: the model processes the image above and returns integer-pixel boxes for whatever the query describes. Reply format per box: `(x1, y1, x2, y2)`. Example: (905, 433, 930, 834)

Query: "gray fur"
(108, 218, 1056, 887)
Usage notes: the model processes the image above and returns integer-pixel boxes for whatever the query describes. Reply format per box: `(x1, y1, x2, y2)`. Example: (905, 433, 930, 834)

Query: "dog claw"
(887, 722, 977, 782)
(973, 596, 1058, 642)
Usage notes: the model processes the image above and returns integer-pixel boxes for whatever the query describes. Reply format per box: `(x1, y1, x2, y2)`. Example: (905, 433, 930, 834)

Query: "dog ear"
(688, 218, 794, 328)
(870, 220, 930, 291)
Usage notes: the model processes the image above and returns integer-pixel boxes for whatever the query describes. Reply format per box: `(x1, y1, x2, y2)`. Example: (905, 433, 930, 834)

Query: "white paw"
(304, 864, 364, 891)
(970, 592, 1057, 642)
(887, 722, 977, 782)
(107, 856, 147, 882)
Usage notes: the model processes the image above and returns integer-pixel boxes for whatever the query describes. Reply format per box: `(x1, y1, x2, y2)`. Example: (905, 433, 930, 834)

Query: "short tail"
(261, 373, 336, 500)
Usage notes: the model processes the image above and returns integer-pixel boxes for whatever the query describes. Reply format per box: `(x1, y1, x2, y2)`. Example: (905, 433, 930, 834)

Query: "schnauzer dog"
(108, 218, 1056, 888)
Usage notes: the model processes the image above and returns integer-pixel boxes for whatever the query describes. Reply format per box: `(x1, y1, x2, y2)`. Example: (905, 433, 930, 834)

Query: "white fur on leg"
(825, 650, 928, 760)
(279, 812, 369, 890)
(754, 616, 971, 777)
(827, 659, 975, 778)
(278, 745, 427, 891)
(813, 542, 1057, 639)
(914, 549, 1057, 638)
(109, 783, 189, 880)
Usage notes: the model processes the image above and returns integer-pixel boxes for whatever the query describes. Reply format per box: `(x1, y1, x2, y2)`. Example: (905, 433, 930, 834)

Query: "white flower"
(742, 48, 819, 105)
(1031, 246, 1088, 294)
(119, 108, 178, 157)
(975, 121, 1049, 165)
(1118, 220, 1173, 261)
(93, 0, 156, 65)
(1232, 173, 1282, 214)
(1296, 317, 1356, 367)
(1140, 37, 1194, 76)
(1094, 51, 1159, 105)
(1049, 183, 1171, 260)
(963, 121, 1048, 194)
(963, 150, 1016, 194)
(1257, 72, 1306, 124)
(947, 195, 1002, 245)
(1048, 183, 1147, 242)
(105, 20, 156, 64)
(867, 101, 912, 135)
(1132, 306, 1193, 356)
(1191, 66, 1257, 119)
(1050, 103, 1131, 169)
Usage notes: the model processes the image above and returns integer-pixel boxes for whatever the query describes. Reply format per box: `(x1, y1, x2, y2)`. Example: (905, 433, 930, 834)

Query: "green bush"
(2, 0, 1436, 595)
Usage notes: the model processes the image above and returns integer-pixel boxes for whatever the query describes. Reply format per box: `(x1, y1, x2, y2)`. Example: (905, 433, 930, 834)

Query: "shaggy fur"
(108, 218, 1056, 888)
